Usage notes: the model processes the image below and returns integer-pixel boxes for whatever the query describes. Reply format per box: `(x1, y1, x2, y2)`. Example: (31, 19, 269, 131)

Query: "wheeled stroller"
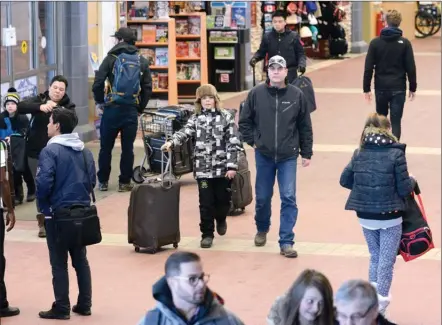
(132, 111, 194, 184)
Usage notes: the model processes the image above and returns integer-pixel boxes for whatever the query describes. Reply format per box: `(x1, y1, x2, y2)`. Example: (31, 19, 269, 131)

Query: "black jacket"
(92, 42, 152, 113)
(340, 128, 413, 215)
(239, 83, 313, 162)
(253, 28, 306, 69)
(0, 111, 29, 135)
(17, 91, 76, 159)
(363, 27, 417, 93)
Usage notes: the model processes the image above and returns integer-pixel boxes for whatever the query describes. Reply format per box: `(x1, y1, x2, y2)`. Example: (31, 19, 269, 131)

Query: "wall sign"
(21, 41, 28, 54)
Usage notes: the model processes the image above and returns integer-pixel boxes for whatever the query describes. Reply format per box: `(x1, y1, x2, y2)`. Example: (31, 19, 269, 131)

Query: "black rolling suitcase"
(128, 151, 181, 254)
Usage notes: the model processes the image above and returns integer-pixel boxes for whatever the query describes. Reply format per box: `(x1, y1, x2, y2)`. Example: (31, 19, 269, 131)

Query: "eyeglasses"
(174, 273, 210, 287)
(335, 301, 377, 324)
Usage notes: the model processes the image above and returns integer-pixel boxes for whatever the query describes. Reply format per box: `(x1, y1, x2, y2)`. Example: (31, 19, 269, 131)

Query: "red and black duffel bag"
(399, 181, 435, 262)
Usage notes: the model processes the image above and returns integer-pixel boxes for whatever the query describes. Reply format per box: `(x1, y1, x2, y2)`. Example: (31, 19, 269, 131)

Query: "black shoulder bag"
(53, 151, 102, 248)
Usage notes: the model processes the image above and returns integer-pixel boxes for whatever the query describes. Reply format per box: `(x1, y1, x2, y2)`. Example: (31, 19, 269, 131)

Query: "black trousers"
(45, 220, 92, 313)
(13, 162, 35, 197)
(0, 208, 8, 308)
(375, 90, 406, 140)
(197, 178, 232, 239)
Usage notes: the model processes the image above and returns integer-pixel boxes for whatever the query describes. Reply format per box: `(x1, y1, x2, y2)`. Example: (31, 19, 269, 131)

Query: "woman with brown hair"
(267, 269, 336, 325)
(340, 113, 413, 316)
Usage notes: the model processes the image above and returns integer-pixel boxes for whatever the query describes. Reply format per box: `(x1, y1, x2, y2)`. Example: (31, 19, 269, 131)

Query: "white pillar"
(98, 2, 119, 61)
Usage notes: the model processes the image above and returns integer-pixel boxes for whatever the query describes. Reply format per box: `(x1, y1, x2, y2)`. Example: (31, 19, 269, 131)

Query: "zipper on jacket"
(275, 92, 278, 162)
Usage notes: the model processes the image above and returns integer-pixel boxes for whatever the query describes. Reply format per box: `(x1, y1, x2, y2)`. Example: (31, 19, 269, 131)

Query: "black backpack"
(291, 75, 317, 113)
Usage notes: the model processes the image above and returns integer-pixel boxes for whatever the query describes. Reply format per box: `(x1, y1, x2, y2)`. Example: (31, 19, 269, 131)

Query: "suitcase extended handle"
(160, 147, 173, 189)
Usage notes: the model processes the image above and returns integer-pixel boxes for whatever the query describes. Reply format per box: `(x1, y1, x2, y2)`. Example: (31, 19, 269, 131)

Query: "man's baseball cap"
(111, 27, 137, 42)
(268, 55, 287, 68)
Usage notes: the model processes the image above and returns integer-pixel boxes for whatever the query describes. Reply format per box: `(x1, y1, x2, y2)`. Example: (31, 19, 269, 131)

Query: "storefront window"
(11, 1, 34, 74)
(37, 1, 56, 67)
(14, 75, 38, 100)
(1, 3, 9, 78)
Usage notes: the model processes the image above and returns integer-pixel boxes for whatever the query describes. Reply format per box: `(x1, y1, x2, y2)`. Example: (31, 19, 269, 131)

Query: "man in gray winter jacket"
(137, 252, 244, 325)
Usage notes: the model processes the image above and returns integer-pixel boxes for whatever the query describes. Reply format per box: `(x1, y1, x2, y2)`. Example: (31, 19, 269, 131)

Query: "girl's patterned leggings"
(362, 224, 402, 297)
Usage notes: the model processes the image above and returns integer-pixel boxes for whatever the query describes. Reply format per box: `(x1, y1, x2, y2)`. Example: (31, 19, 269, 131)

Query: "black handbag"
(9, 134, 26, 173)
(53, 151, 102, 248)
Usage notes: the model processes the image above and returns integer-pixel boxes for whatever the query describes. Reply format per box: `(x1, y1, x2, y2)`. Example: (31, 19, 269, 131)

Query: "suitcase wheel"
(132, 166, 148, 184)
(134, 246, 141, 253)
(173, 242, 178, 249)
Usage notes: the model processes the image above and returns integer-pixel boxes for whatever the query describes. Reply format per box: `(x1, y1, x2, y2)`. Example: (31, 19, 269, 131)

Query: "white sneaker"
(378, 293, 391, 316)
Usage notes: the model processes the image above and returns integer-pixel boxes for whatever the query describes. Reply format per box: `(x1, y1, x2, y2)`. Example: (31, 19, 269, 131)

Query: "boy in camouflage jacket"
(162, 84, 240, 248)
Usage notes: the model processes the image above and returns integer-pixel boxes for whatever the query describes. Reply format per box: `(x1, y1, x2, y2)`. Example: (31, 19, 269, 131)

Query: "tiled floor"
(4, 36, 441, 325)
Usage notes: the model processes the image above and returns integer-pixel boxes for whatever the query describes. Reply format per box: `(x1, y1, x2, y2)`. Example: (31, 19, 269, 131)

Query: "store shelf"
(176, 35, 200, 40)
(150, 65, 168, 70)
(127, 19, 170, 24)
(176, 57, 201, 61)
(152, 89, 169, 93)
(177, 80, 201, 84)
(136, 42, 168, 47)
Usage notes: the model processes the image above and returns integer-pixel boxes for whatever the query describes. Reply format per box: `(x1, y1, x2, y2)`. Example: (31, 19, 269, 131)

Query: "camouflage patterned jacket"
(171, 108, 240, 179)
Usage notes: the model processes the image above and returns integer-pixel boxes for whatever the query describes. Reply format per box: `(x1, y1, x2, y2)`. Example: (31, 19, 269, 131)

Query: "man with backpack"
(250, 10, 306, 83)
(92, 27, 152, 192)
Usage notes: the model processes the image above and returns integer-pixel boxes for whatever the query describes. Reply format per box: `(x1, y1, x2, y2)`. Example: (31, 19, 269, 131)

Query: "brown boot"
(37, 214, 46, 238)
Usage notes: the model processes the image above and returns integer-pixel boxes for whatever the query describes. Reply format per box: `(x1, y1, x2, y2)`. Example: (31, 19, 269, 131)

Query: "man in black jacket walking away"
(250, 10, 306, 83)
(92, 27, 152, 192)
(363, 9, 417, 140)
(239, 55, 313, 258)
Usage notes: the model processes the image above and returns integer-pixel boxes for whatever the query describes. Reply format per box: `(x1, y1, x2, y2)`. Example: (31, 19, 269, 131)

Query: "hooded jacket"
(0, 111, 29, 139)
(36, 133, 96, 216)
(363, 27, 417, 93)
(17, 91, 76, 159)
(253, 28, 306, 70)
(239, 82, 313, 162)
(340, 126, 413, 215)
(137, 277, 244, 325)
(171, 84, 240, 179)
(92, 42, 152, 113)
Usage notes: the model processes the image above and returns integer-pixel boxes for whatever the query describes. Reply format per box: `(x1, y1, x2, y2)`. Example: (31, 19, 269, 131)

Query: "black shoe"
(15, 197, 23, 205)
(118, 182, 134, 192)
(216, 220, 227, 236)
(200, 237, 213, 248)
(39, 304, 70, 320)
(26, 193, 36, 202)
(72, 305, 91, 316)
(98, 182, 109, 191)
(0, 306, 20, 317)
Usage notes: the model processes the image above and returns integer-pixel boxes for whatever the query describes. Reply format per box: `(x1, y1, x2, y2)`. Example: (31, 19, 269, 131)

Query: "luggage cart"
(132, 111, 177, 184)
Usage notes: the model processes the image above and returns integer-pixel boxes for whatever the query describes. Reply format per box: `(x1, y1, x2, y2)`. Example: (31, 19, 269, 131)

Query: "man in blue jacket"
(36, 107, 96, 319)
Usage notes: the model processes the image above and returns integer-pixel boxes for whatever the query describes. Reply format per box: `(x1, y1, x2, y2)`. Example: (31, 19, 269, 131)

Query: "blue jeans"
(45, 220, 92, 313)
(375, 90, 406, 140)
(254, 150, 298, 247)
(97, 105, 138, 184)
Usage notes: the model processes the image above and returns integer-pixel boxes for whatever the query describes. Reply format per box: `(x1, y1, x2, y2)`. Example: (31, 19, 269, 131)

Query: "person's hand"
(364, 92, 372, 104)
(161, 141, 173, 152)
(409, 92, 416, 101)
(6, 211, 16, 232)
(5, 136, 10, 144)
(249, 58, 257, 67)
(46, 100, 57, 108)
(302, 158, 311, 167)
(40, 104, 53, 113)
(298, 66, 306, 74)
(225, 170, 236, 179)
